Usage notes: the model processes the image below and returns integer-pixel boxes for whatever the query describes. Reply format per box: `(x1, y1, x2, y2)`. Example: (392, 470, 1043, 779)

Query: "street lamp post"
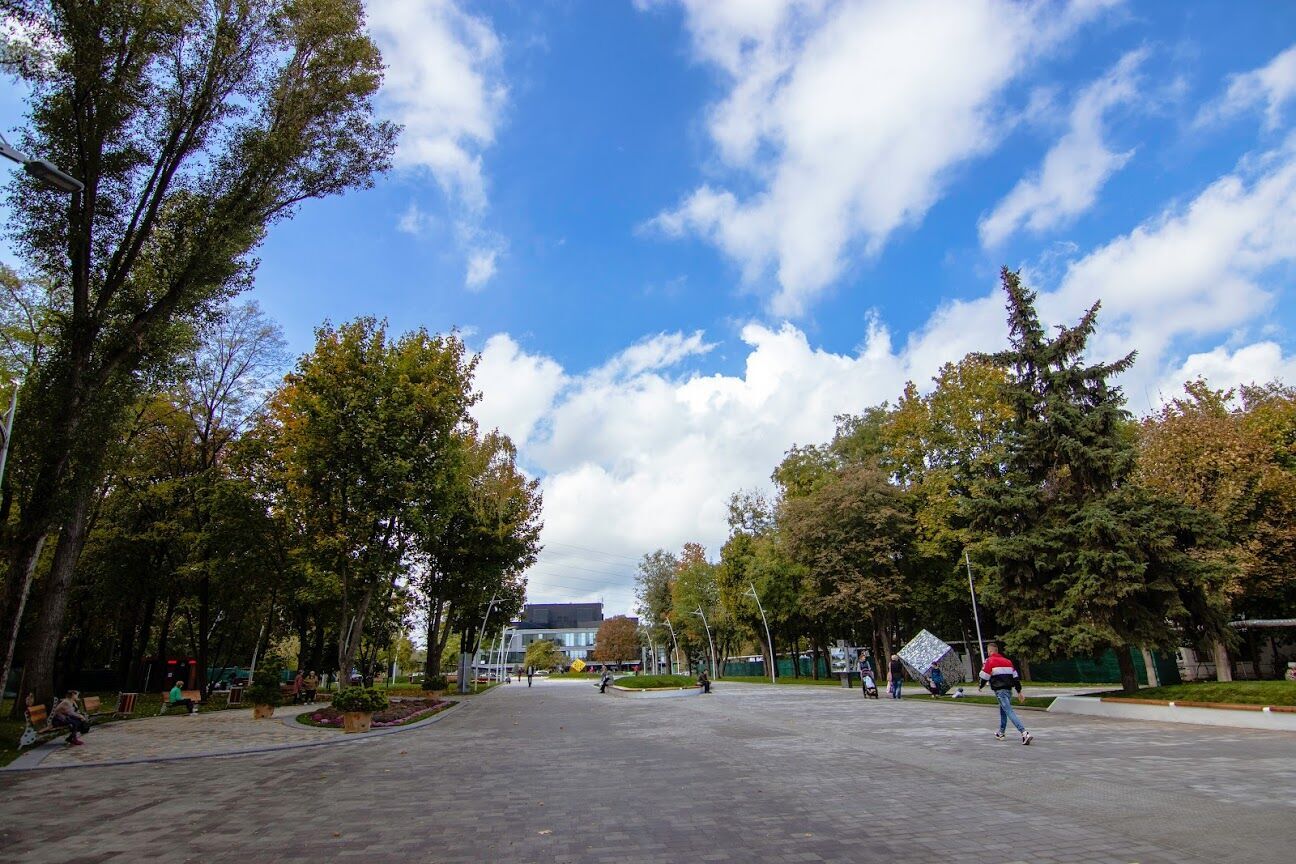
(0, 133, 83, 193)
(470, 593, 498, 693)
(744, 583, 776, 684)
(964, 551, 987, 667)
(692, 606, 716, 680)
(663, 616, 680, 676)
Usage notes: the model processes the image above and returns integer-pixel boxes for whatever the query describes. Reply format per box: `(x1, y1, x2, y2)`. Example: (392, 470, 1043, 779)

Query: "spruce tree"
(971, 269, 1228, 692)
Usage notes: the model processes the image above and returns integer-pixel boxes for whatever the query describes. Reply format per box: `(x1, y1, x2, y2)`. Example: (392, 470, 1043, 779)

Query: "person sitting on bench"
(168, 682, 197, 714)
(697, 669, 711, 693)
(51, 690, 90, 745)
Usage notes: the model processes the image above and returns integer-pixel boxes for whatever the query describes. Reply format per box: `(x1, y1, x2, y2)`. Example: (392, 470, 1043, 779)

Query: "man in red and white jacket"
(978, 643, 1033, 745)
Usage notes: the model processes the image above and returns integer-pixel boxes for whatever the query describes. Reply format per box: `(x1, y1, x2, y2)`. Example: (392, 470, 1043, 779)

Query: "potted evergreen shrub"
(422, 674, 448, 697)
(247, 656, 285, 719)
(332, 687, 389, 733)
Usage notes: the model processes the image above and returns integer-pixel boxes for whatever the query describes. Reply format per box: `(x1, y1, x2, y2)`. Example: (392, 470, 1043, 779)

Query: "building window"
(563, 632, 574, 647)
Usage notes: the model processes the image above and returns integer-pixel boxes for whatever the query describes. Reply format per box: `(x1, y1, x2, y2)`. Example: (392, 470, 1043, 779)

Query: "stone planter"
(252, 703, 275, 719)
(342, 711, 374, 733)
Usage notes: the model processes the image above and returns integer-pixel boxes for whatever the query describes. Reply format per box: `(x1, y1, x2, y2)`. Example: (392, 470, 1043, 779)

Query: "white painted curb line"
(1049, 695, 1296, 732)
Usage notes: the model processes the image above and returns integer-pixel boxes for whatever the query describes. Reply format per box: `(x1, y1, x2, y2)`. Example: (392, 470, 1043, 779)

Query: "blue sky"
(7, 1, 1296, 613)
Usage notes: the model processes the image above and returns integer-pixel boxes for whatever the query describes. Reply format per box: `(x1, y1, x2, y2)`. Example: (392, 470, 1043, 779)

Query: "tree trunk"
(0, 532, 49, 712)
(1212, 641, 1233, 682)
(1115, 645, 1140, 693)
(17, 494, 93, 710)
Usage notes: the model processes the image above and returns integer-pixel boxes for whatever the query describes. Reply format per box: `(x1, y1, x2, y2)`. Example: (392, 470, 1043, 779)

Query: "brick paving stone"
(0, 679, 1293, 863)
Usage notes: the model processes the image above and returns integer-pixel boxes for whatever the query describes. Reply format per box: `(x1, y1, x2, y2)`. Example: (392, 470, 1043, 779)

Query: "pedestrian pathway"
(8, 704, 335, 770)
(1, 679, 1292, 863)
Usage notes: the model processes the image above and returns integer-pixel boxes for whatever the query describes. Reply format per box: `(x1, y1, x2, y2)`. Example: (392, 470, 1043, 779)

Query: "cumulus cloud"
(642, 0, 1121, 316)
(472, 334, 566, 448)
(496, 138, 1296, 611)
(368, 0, 506, 208)
(465, 248, 499, 290)
(1198, 43, 1296, 131)
(369, 0, 507, 289)
(980, 50, 1144, 247)
(397, 201, 432, 235)
(1157, 343, 1296, 401)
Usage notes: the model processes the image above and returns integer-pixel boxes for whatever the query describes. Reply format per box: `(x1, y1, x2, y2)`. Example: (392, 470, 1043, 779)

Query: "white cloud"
(1198, 43, 1296, 131)
(492, 139, 1296, 611)
(980, 50, 1144, 247)
(368, 0, 506, 209)
(643, 0, 1121, 316)
(1157, 342, 1296, 401)
(465, 248, 499, 290)
(471, 334, 566, 448)
(369, 1, 508, 290)
(397, 201, 432, 235)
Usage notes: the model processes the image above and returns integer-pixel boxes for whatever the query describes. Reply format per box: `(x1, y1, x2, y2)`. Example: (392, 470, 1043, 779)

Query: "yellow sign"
(570, 658, 586, 672)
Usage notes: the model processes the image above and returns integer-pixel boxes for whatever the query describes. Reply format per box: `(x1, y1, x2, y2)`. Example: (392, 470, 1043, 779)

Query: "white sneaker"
(1021, 731, 1033, 745)
(994, 731, 1005, 741)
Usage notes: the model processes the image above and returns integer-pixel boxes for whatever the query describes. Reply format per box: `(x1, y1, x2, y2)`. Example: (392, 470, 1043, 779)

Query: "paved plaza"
(2, 679, 1294, 863)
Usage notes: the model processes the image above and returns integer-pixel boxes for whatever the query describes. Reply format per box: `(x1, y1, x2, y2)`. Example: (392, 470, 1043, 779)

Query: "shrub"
(247, 654, 287, 706)
(332, 687, 390, 713)
(422, 674, 448, 691)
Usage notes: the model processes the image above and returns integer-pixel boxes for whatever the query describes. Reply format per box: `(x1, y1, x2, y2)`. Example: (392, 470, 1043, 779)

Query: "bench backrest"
(166, 689, 200, 703)
(82, 696, 101, 713)
(27, 704, 48, 726)
(116, 692, 138, 714)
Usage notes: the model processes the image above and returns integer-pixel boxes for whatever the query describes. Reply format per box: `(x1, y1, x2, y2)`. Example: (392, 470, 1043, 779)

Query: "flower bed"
(297, 697, 452, 729)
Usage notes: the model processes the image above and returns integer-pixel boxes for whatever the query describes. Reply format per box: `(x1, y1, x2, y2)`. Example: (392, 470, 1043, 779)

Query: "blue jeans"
(995, 689, 1025, 733)
(888, 678, 901, 699)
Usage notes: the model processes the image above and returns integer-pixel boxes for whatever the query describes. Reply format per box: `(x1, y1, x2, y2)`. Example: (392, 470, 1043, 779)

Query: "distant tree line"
(637, 270, 1296, 692)
(0, 1, 541, 711)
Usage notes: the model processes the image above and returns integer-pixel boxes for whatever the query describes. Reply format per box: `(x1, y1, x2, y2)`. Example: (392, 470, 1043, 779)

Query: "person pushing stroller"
(858, 651, 879, 698)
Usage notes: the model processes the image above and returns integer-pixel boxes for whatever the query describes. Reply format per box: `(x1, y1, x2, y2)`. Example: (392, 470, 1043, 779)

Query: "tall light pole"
(744, 583, 776, 684)
(663, 616, 680, 676)
(470, 593, 498, 693)
(0, 132, 84, 193)
(964, 551, 986, 667)
(692, 606, 716, 679)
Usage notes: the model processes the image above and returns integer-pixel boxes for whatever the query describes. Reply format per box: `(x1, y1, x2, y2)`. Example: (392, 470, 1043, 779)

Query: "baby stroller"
(861, 673, 879, 699)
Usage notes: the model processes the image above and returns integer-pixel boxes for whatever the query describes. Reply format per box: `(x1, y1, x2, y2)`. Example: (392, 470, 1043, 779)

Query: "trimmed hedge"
(614, 674, 698, 689)
(332, 687, 390, 713)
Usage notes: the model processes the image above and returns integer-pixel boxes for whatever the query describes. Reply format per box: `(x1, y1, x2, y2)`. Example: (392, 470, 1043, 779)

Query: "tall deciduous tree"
(971, 269, 1228, 692)
(1135, 380, 1296, 678)
(265, 320, 476, 690)
(593, 615, 641, 664)
(0, 0, 397, 701)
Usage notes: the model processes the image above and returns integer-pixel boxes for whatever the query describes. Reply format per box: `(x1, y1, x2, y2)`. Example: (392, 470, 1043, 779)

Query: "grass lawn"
(614, 674, 698, 689)
(927, 694, 1055, 710)
(720, 675, 853, 687)
(1094, 680, 1296, 706)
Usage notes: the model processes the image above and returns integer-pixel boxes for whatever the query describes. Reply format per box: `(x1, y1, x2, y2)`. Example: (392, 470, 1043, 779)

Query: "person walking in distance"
(527, 665, 534, 688)
(888, 654, 904, 699)
(978, 643, 1032, 745)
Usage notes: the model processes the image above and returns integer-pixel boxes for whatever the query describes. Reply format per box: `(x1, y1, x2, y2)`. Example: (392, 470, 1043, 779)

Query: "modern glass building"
(475, 603, 638, 672)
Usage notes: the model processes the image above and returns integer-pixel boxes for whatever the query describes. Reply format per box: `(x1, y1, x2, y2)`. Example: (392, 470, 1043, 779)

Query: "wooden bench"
(157, 689, 201, 715)
(16, 703, 62, 749)
(224, 686, 244, 706)
(116, 692, 139, 715)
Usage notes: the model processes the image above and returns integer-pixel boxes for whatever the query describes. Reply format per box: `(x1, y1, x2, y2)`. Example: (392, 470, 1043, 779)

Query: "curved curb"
(1049, 694, 1296, 732)
(3, 699, 467, 773)
(610, 685, 703, 699)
